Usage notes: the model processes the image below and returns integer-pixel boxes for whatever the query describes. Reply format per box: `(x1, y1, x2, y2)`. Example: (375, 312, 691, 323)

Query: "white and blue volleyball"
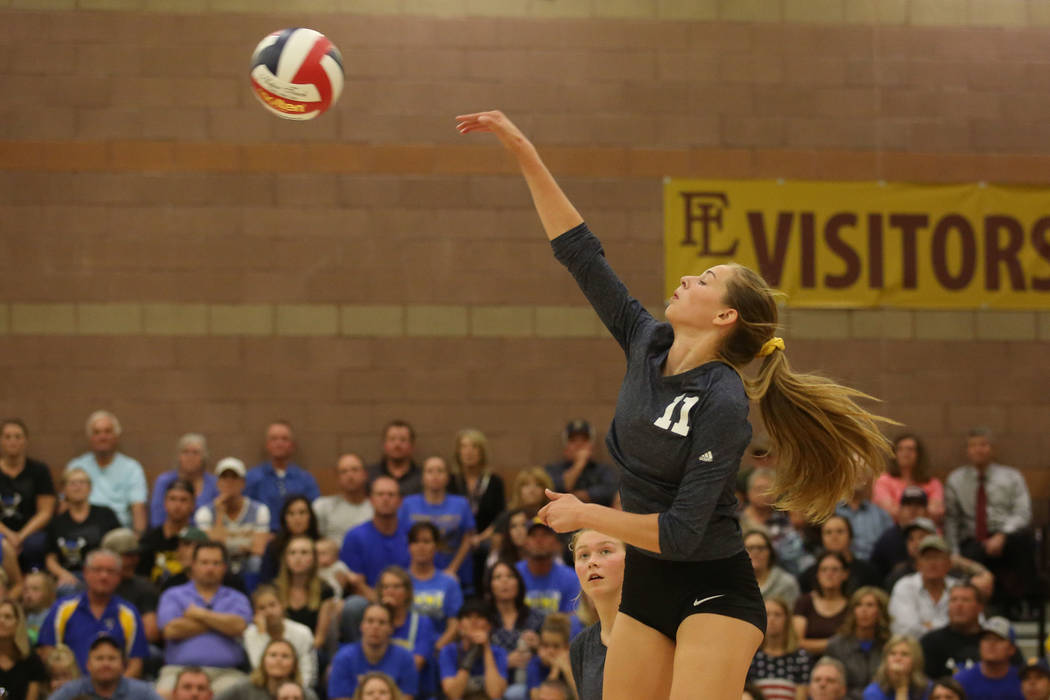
(250, 28, 344, 120)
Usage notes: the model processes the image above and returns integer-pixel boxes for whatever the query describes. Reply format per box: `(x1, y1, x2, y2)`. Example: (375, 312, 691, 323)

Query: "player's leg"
(601, 611, 675, 700)
(670, 613, 764, 700)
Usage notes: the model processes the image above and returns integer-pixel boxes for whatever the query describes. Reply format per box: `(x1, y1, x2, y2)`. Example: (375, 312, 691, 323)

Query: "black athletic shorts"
(618, 547, 767, 641)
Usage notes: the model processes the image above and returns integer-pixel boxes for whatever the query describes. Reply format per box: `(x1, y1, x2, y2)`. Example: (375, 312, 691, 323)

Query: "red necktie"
(975, 473, 988, 542)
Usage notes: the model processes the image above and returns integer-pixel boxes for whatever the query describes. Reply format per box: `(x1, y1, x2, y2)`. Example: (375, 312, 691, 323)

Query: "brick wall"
(1, 4, 1048, 501)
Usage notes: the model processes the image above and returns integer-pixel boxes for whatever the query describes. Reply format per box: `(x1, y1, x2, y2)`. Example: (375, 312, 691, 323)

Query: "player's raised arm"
(456, 110, 583, 241)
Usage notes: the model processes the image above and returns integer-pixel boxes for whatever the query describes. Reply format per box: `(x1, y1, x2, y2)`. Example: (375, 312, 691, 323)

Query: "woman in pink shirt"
(873, 434, 944, 524)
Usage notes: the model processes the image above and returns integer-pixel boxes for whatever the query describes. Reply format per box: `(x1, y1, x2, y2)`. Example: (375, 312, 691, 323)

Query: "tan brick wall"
(1, 8, 1048, 502)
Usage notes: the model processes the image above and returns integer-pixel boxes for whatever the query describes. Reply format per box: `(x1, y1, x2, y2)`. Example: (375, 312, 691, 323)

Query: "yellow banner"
(664, 179, 1050, 309)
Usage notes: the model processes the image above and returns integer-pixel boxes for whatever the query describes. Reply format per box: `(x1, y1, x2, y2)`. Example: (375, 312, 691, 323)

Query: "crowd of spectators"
(0, 412, 1045, 700)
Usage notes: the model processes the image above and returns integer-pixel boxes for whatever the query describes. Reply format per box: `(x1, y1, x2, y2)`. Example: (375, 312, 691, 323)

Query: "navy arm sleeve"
(551, 222, 655, 355)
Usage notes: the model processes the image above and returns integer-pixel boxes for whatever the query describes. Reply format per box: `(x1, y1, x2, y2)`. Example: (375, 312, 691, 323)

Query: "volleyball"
(249, 28, 344, 121)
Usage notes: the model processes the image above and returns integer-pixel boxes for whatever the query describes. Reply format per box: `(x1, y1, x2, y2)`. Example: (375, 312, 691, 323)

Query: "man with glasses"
(37, 548, 150, 677)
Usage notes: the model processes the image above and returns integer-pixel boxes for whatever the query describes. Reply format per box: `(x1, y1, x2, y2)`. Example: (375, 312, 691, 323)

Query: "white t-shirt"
(312, 494, 373, 543)
(243, 618, 317, 688)
(194, 498, 270, 559)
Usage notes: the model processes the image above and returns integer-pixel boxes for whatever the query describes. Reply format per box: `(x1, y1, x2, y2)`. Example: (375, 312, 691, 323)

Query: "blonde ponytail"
(720, 264, 895, 522)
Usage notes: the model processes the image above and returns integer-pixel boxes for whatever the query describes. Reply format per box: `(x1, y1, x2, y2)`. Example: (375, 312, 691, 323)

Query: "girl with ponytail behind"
(457, 109, 893, 700)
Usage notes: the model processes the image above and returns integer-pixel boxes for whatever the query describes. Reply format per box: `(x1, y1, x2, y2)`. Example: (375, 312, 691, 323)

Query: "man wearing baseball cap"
(515, 518, 579, 614)
(47, 634, 161, 700)
(1020, 658, 1050, 700)
(193, 457, 270, 582)
(870, 485, 930, 579)
(889, 534, 959, 639)
(544, 420, 619, 507)
(953, 615, 1024, 699)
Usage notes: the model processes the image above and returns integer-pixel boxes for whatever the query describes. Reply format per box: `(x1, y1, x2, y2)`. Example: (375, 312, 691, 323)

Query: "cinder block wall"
(1, 1, 1049, 500)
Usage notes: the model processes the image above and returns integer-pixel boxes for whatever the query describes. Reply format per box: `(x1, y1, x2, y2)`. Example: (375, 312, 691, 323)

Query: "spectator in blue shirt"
(399, 456, 476, 592)
(149, 433, 219, 528)
(380, 565, 439, 698)
(337, 477, 410, 646)
(328, 603, 419, 700)
(47, 635, 161, 700)
(837, 481, 894, 562)
(245, 422, 320, 532)
(515, 521, 579, 615)
(37, 548, 149, 677)
(66, 410, 148, 534)
(954, 616, 1024, 700)
(407, 521, 463, 648)
(340, 477, 411, 596)
(156, 541, 252, 697)
(439, 599, 508, 700)
(380, 567, 437, 671)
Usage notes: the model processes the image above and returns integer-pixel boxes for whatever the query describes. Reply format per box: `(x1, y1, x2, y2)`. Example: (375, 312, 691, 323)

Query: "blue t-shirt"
(339, 520, 411, 587)
(244, 462, 320, 531)
(49, 676, 162, 700)
(392, 611, 437, 661)
(954, 665, 1023, 700)
(861, 681, 931, 700)
(393, 611, 439, 698)
(438, 642, 509, 682)
(328, 642, 419, 699)
(399, 494, 476, 587)
(411, 570, 464, 626)
(526, 655, 552, 690)
(516, 560, 580, 614)
(38, 593, 149, 672)
(150, 470, 219, 527)
(66, 452, 148, 529)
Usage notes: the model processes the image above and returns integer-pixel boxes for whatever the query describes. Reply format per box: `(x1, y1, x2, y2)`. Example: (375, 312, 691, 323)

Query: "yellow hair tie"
(757, 336, 785, 358)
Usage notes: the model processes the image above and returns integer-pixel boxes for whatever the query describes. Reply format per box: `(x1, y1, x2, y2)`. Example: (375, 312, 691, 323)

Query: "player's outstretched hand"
(537, 488, 587, 533)
(455, 110, 533, 155)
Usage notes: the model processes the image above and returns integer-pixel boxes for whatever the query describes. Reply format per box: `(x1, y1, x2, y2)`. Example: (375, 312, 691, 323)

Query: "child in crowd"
(244, 584, 318, 690)
(317, 538, 354, 600)
(526, 614, 576, 699)
(21, 570, 55, 645)
(44, 644, 79, 694)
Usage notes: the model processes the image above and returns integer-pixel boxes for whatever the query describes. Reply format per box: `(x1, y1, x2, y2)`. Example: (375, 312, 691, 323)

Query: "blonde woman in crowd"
(350, 671, 405, 700)
(861, 635, 930, 700)
(274, 536, 338, 652)
(0, 599, 46, 699)
(453, 429, 506, 543)
(508, 468, 554, 519)
(43, 644, 80, 695)
(216, 639, 317, 700)
(569, 529, 625, 700)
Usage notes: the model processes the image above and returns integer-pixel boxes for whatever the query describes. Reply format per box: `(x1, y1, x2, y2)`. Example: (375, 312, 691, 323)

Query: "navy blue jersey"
(552, 223, 751, 562)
